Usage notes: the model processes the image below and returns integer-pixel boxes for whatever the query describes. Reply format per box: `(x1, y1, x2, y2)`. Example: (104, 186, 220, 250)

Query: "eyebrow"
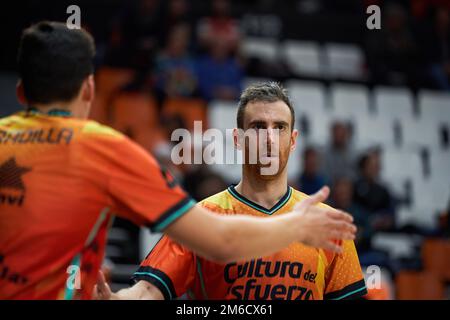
(248, 120, 289, 127)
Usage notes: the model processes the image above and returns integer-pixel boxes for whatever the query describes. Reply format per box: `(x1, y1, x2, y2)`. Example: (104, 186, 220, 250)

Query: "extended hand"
(294, 186, 357, 253)
(92, 271, 118, 300)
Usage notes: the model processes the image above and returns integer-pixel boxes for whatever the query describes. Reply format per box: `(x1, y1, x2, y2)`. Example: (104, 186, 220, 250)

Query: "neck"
(235, 166, 289, 209)
(31, 101, 86, 119)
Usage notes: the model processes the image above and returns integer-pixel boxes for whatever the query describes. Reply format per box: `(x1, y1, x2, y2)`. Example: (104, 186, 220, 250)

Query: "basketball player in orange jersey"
(0, 22, 356, 300)
(94, 83, 367, 300)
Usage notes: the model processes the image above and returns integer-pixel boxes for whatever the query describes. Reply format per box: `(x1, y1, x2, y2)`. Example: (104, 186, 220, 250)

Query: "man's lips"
(260, 154, 278, 158)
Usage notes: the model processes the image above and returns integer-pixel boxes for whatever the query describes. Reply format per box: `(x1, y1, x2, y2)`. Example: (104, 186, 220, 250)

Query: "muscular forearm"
(214, 212, 303, 262)
(166, 187, 355, 263)
(166, 205, 303, 263)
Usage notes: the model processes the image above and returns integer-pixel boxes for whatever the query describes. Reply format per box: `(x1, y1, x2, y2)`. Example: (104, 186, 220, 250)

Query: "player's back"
(0, 111, 122, 299)
(1, 21, 197, 300)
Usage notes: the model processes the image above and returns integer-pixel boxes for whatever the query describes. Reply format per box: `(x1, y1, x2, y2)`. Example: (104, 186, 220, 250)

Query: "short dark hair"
(17, 21, 95, 105)
(237, 82, 295, 131)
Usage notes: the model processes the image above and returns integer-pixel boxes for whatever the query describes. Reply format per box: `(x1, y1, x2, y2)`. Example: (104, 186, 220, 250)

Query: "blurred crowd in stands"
(86, 0, 450, 298)
(82, 0, 450, 235)
(86, 0, 450, 92)
(1, 0, 449, 299)
(296, 120, 449, 271)
(99, 0, 244, 102)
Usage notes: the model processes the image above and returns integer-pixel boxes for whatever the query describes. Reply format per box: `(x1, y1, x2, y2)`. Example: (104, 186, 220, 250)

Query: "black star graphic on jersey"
(0, 157, 31, 191)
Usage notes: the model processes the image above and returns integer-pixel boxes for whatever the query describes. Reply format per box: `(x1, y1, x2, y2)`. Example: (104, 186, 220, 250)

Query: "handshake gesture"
(292, 186, 356, 254)
(94, 186, 357, 300)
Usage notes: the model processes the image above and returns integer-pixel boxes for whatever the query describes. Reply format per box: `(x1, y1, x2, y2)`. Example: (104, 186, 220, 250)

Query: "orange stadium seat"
(162, 97, 207, 131)
(396, 271, 445, 300)
(422, 239, 450, 281)
(95, 67, 135, 98)
(364, 281, 392, 300)
(89, 92, 109, 125)
(110, 92, 161, 152)
(91, 67, 136, 126)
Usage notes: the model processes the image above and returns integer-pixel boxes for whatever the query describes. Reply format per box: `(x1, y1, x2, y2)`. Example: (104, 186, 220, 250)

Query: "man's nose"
(266, 128, 279, 144)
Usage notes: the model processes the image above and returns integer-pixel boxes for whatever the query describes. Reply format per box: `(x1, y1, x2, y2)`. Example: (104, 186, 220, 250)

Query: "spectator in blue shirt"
(155, 23, 199, 98)
(297, 146, 327, 195)
(196, 38, 243, 101)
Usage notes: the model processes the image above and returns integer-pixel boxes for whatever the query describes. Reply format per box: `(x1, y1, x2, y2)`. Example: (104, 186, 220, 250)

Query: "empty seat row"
(241, 38, 366, 80)
(286, 80, 450, 123)
(283, 81, 450, 150)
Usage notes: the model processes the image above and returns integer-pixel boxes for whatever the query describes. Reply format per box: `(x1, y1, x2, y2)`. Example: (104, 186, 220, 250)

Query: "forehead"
(242, 100, 292, 125)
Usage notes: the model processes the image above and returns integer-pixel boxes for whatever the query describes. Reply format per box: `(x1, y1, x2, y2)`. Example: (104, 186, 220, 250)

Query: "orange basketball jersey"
(135, 186, 367, 300)
(0, 111, 196, 299)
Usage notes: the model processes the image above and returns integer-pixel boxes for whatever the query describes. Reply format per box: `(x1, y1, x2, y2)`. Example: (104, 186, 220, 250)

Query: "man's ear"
(290, 129, 299, 152)
(16, 80, 27, 106)
(81, 74, 95, 104)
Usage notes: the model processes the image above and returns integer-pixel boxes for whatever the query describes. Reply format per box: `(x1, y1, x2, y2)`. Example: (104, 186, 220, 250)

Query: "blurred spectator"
(196, 38, 244, 101)
(185, 166, 229, 201)
(197, 0, 241, 55)
(365, 3, 421, 87)
(159, 0, 195, 49)
(412, 0, 450, 19)
(105, 0, 163, 68)
(151, 114, 188, 159)
(419, 7, 450, 91)
(297, 146, 327, 195)
(183, 162, 228, 201)
(153, 141, 184, 184)
(322, 121, 357, 184)
(330, 177, 372, 251)
(154, 23, 200, 98)
(161, 113, 189, 137)
(354, 149, 396, 232)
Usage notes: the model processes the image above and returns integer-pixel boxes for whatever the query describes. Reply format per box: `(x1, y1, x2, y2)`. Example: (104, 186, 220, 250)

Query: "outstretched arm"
(94, 187, 357, 300)
(166, 186, 356, 264)
(101, 140, 354, 267)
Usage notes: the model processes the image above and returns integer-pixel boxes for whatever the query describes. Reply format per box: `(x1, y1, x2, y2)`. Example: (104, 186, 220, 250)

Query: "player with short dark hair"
(17, 21, 96, 106)
(94, 83, 367, 300)
(237, 82, 295, 130)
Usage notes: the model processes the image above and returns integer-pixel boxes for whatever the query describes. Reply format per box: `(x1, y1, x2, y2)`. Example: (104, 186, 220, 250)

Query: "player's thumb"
(296, 186, 330, 211)
(95, 271, 110, 299)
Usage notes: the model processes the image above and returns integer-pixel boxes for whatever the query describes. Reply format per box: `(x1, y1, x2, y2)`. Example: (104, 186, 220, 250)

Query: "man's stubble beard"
(243, 143, 292, 180)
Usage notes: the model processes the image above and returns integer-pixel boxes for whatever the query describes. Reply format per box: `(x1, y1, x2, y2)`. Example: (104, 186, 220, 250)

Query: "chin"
(258, 173, 279, 180)
(257, 162, 286, 178)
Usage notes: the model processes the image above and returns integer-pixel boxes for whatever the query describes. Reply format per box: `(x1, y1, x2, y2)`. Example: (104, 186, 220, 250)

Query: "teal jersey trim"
(153, 198, 196, 232)
(330, 286, 367, 300)
(28, 107, 72, 117)
(227, 185, 292, 215)
(133, 272, 173, 300)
